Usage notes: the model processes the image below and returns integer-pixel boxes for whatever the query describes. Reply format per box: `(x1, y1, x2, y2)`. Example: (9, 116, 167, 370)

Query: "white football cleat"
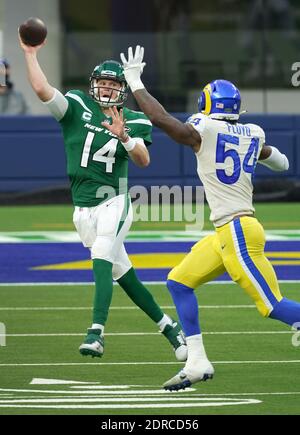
(163, 360, 214, 391)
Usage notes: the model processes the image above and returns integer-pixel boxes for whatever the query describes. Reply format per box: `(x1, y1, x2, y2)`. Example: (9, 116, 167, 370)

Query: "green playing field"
(0, 202, 300, 231)
(0, 203, 299, 415)
(0, 283, 300, 415)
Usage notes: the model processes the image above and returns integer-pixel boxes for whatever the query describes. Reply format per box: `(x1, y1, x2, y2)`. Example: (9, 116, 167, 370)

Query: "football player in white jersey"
(117, 46, 300, 391)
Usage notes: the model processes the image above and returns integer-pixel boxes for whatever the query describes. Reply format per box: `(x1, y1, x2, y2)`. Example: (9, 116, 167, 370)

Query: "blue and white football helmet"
(198, 79, 241, 121)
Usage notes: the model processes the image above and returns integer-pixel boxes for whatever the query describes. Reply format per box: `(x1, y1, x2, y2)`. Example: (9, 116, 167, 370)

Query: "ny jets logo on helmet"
(89, 60, 129, 108)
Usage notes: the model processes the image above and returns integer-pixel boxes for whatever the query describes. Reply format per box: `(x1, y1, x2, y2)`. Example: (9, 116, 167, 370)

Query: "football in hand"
(19, 17, 47, 46)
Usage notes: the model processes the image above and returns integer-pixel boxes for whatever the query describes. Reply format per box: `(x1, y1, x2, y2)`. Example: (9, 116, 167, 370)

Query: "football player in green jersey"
(19, 35, 187, 362)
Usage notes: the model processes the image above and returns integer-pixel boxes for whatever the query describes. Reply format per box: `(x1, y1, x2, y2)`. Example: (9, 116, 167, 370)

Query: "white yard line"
(0, 305, 255, 311)
(0, 360, 299, 367)
(3, 391, 300, 398)
(0, 229, 300, 243)
(1, 331, 293, 337)
(191, 391, 300, 397)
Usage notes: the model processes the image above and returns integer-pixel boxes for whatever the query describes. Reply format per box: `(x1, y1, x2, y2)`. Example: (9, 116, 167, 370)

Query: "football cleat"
(161, 319, 187, 362)
(163, 361, 214, 391)
(79, 328, 104, 358)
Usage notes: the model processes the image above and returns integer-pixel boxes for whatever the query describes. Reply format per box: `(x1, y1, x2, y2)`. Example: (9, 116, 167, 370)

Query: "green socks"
(92, 263, 164, 326)
(117, 268, 164, 323)
(92, 259, 113, 325)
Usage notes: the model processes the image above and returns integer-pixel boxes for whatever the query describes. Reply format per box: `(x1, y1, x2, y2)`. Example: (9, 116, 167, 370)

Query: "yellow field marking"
(32, 253, 185, 270)
(266, 251, 300, 265)
(269, 261, 300, 265)
(265, 252, 300, 258)
(32, 251, 300, 270)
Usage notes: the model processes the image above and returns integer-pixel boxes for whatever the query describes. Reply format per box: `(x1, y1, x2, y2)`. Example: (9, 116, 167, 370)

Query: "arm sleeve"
(258, 146, 289, 172)
(42, 88, 69, 121)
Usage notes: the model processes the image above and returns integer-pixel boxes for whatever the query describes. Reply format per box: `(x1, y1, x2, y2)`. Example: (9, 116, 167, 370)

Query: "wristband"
(121, 136, 136, 152)
(129, 79, 145, 93)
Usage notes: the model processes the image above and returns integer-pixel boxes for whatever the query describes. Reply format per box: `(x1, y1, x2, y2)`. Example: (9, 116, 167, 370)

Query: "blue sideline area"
(0, 114, 299, 192)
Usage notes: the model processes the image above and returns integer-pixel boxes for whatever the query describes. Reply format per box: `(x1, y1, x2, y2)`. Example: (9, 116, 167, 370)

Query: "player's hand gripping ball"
(19, 17, 47, 46)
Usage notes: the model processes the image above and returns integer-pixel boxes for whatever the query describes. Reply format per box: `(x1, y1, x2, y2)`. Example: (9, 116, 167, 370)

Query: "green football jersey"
(59, 90, 152, 207)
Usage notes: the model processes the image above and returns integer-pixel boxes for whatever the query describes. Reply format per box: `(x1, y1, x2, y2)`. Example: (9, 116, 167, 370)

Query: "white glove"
(120, 45, 146, 92)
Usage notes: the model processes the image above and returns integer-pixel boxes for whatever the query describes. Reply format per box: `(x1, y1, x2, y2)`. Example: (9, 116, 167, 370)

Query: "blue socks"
(270, 298, 300, 328)
(167, 279, 200, 336)
(167, 282, 300, 335)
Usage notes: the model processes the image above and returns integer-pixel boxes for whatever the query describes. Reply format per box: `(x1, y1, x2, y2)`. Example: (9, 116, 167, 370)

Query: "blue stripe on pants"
(233, 219, 277, 308)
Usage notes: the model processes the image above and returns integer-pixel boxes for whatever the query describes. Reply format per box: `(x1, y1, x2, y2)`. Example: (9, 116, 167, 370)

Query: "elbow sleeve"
(43, 89, 69, 121)
(259, 146, 289, 172)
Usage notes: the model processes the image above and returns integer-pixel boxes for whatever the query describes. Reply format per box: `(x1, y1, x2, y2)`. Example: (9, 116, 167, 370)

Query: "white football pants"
(73, 193, 133, 280)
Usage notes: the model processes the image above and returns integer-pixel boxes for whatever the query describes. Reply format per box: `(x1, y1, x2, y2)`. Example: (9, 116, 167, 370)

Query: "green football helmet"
(89, 60, 129, 107)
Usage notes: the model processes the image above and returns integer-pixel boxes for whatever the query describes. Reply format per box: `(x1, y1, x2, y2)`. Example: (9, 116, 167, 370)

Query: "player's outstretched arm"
(120, 46, 201, 152)
(18, 32, 55, 102)
(134, 88, 201, 152)
(258, 145, 289, 172)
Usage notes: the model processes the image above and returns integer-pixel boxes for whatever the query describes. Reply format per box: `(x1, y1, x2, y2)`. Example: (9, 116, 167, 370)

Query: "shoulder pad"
(186, 112, 207, 124)
(244, 123, 265, 138)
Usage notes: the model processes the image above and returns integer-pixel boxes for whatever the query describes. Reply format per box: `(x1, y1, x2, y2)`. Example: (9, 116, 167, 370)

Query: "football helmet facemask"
(89, 60, 129, 107)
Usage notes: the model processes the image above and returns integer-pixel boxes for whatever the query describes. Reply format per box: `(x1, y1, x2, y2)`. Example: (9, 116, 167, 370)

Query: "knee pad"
(112, 261, 132, 281)
(167, 267, 179, 282)
(91, 236, 114, 261)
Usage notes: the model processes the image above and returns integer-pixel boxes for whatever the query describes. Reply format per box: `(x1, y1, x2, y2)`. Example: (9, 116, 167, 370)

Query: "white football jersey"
(187, 113, 265, 227)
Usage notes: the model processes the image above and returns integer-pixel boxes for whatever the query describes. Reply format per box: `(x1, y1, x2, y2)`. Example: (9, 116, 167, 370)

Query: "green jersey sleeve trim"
(126, 119, 152, 126)
(59, 91, 93, 124)
(65, 92, 93, 114)
(123, 108, 152, 145)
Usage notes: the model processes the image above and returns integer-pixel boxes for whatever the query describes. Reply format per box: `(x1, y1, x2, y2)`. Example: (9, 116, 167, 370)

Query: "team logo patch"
(102, 70, 117, 77)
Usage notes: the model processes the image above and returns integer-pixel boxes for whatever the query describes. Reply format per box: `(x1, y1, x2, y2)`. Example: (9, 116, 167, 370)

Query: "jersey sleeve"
(246, 123, 266, 152)
(258, 126, 266, 144)
(124, 111, 153, 146)
(59, 89, 89, 124)
(186, 113, 207, 138)
(257, 127, 266, 156)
